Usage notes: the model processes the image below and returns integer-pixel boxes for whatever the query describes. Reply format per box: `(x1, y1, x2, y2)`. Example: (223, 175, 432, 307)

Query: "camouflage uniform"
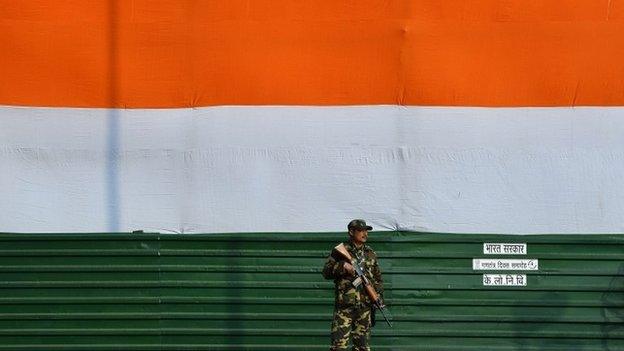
(322, 240, 384, 351)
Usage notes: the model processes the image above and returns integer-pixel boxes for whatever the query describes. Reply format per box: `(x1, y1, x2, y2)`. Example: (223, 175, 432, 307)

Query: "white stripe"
(1, 105, 623, 234)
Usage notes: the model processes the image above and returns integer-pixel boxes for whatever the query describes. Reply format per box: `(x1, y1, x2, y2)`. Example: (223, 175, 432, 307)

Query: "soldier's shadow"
(600, 263, 624, 351)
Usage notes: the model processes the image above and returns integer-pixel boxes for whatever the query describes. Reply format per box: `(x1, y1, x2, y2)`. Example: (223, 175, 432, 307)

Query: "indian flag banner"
(2, 1, 624, 234)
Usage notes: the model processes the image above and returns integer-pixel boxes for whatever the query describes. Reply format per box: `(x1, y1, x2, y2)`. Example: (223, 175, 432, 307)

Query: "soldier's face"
(350, 229, 368, 246)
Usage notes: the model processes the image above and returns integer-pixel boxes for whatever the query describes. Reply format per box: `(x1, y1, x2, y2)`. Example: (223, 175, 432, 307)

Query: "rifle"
(333, 243, 392, 327)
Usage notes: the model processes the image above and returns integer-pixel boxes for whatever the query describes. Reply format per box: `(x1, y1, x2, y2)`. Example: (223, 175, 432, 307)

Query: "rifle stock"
(334, 243, 353, 261)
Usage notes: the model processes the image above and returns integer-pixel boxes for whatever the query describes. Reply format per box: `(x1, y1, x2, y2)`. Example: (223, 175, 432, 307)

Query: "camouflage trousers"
(330, 305, 372, 351)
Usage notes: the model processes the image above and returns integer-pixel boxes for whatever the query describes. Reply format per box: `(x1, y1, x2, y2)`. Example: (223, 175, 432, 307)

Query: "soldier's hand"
(343, 262, 355, 276)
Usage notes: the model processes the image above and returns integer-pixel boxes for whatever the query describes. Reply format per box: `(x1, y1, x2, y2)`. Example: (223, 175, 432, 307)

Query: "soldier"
(322, 219, 384, 351)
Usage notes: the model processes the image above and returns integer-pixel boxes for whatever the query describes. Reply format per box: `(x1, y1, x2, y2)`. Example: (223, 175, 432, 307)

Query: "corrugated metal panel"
(0, 232, 622, 350)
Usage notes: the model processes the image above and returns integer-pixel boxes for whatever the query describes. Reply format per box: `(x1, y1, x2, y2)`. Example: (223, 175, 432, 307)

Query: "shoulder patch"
(364, 245, 377, 257)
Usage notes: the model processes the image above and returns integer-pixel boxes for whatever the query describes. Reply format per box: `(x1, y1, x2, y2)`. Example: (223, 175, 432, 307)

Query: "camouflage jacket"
(322, 240, 384, 308)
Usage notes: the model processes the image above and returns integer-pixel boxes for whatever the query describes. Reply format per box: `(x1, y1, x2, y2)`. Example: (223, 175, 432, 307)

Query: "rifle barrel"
(379, 306, 392, 327)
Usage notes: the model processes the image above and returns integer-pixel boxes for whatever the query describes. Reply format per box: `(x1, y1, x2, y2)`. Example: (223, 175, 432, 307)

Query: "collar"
(347, 239, 366, 252)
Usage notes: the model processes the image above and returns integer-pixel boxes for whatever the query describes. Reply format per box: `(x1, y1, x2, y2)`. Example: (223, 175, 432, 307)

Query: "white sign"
(473, 259, 538, 271)
(483, 243, 526, 255)
(483, 274, 527, 286)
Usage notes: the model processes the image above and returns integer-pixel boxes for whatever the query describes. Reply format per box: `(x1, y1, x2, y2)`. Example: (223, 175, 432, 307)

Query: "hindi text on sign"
(483, 243, 527, 255)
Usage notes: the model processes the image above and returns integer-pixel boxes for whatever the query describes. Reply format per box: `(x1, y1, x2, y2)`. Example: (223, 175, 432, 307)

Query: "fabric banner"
(2, 1, 624, 233)
(2, 106, 624, 234)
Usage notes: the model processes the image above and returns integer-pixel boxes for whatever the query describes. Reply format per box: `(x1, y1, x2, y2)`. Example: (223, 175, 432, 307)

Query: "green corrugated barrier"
(0, 232, 622, 350)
